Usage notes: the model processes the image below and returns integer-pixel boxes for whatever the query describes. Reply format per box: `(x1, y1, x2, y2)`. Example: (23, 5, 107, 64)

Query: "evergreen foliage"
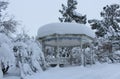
(59, 0, 86, 24)
(88, 4, 120, 38)
(0, 1, 18, 36)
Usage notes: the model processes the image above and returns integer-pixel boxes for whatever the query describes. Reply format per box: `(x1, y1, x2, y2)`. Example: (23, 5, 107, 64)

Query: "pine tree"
(59, 0, 86, 24)
(88, 4, 120, 38)
(88, 4, 120, 63)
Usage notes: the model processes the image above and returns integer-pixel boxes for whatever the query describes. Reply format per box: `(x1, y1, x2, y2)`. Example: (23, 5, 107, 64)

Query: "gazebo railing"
(46, 57, 70, 64)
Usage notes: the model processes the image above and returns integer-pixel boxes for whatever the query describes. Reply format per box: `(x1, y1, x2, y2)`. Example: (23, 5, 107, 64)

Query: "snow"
(0, 66, 3, 79)
(37, 23, 95, 38)
(3, 66, 20, 79)
(0, 33, 15, 66)
(4, 63, 120, 79)
(73, 10, 82, 16)
(0, 43, 15, 64)
(114, 50, 120, 54)
(3, 76, 19, 79)
(21, 63, 33, 76)
(0, 33, 12, 46)
(13, 38, 45, 77)
(26, 63, 120, 79)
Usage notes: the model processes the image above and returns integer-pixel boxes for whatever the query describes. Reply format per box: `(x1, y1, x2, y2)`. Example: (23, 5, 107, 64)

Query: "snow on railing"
(46, 57, 69, 64)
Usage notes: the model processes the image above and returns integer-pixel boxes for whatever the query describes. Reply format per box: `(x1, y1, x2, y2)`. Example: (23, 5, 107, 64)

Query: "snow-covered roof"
(37, 23, 95, 38)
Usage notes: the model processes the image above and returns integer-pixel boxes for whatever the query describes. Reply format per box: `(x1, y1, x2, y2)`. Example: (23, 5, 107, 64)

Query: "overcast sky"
(8, 0, 119, 36)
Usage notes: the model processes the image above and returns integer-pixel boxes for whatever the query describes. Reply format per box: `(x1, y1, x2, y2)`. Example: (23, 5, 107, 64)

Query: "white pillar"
(56, 34, 60, 67)
(80, 36, 84, 66)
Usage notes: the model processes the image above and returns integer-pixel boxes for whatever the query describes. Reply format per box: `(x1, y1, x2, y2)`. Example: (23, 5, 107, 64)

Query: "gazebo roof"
(37, 23, 95, 38)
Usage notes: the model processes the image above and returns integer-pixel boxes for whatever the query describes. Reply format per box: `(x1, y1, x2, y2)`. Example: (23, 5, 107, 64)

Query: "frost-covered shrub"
(20, 63, 33, 78)
(0, 33, 15, 74)
(27, 40, 46, 71)
(71, 47, 81, 65)
(13, 33, 46, 78)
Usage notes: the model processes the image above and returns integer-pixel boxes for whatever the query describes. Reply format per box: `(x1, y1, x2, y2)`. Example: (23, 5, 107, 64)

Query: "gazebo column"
(56, 34, 60, 66)
(90, 44, 94, 65)
(41, 41, 46, 57)
(68, 47, 73, 65)
(53, 46, 57, 58)
(80, 36, 85, 66)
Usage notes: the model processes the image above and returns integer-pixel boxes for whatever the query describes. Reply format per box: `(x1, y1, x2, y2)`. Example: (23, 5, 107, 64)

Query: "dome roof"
(37, 23, 95, 38)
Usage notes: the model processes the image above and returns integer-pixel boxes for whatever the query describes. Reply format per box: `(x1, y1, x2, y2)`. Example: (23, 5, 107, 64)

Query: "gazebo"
(37, 23, 95, 66)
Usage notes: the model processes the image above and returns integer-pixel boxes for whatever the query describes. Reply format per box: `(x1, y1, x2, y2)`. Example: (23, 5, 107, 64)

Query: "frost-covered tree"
(88, 4, 120, 38)
(88, 4, 120, 59)
(59, 0, 86, 24)
(13, 32, 46, 78)
(0, 1, 18, 36)
(0, 1, 18, 75)
(0, 33, 15, 75)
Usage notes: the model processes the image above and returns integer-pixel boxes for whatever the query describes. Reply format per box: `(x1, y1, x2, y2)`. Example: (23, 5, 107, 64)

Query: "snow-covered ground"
(3, 67, 20, 79)
(3, 63, 120, 79)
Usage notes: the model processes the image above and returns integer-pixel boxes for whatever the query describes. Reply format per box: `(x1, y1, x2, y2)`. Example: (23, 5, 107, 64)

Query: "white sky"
(7, 0, 119, 36)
